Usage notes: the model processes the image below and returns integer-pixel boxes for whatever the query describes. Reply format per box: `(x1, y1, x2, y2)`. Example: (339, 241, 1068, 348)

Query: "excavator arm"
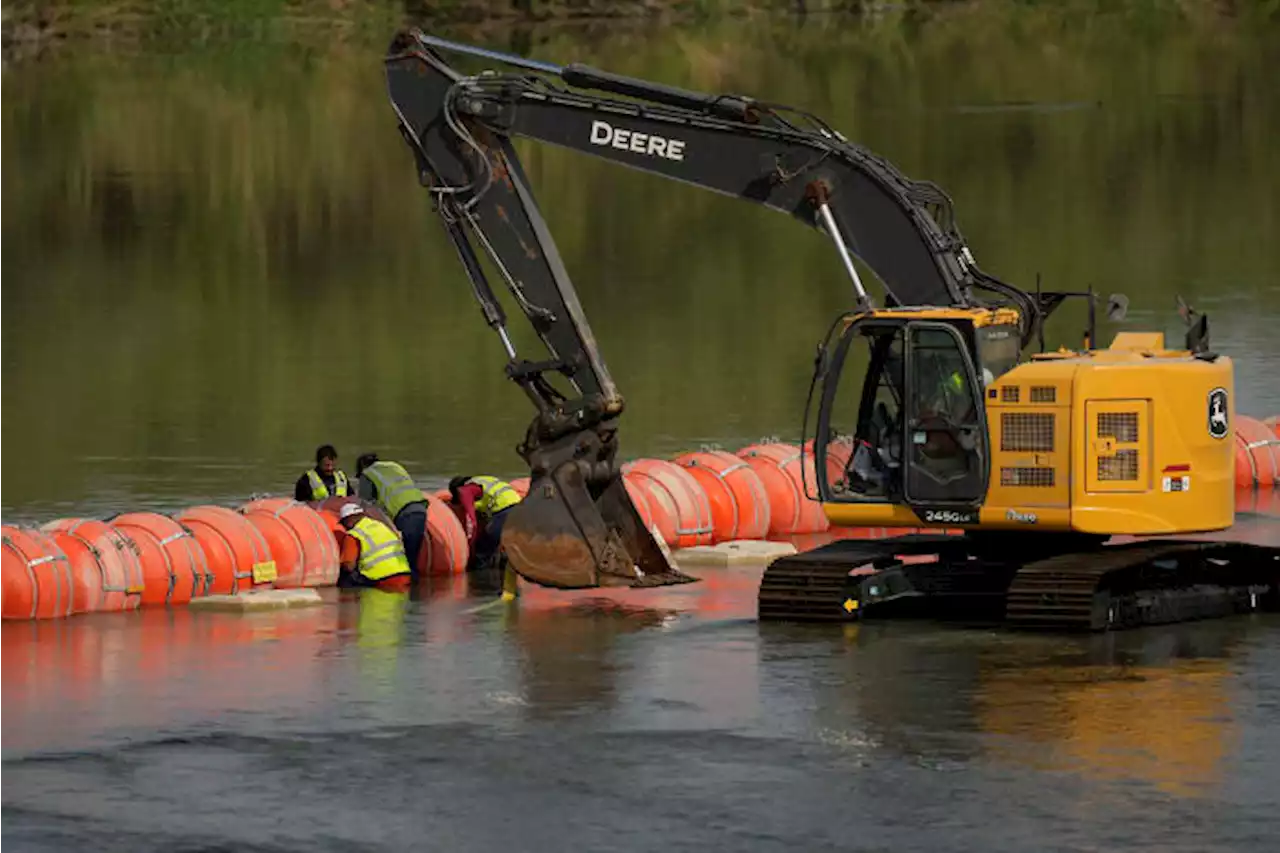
(382, 30, 1041, 590)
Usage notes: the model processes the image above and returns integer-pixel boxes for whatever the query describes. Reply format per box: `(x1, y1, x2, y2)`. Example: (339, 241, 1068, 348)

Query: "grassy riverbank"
(4, 0, 1278, 59)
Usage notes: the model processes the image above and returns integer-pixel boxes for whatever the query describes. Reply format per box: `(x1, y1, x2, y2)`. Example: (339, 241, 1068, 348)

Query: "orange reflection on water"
(2, 598, 344, 752)
(975, 655, 1238, 798)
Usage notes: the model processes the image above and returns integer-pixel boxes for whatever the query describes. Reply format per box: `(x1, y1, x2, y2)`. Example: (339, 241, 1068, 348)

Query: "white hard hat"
(339, 503, 364, 521)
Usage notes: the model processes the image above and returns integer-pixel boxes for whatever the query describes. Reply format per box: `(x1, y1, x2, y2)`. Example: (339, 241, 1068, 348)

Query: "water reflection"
(502, 600, 673, 719)
(974, 623, 1253, 798)
(348, 587, 412, 694)
(1, 602, 344, 755)
(758, 616, 1261, 797)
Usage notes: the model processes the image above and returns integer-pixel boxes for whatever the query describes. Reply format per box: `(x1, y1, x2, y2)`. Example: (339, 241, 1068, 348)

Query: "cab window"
(975, 323, 1020, 383)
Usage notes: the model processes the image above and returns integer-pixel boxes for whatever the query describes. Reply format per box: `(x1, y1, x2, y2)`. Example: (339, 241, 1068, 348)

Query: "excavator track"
(758, 534, 1002, 624)
(759, 536, 1280, 632)
(1005, 540, 1279, 631)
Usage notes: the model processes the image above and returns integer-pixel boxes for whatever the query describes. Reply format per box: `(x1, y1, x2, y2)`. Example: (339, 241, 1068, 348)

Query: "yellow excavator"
(383, 31, 1278, 631)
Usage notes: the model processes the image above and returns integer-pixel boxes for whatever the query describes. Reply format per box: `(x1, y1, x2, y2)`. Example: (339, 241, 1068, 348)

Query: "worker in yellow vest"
(448, 475, 522, 572)
(355, 453, 428, 575)
(336, 503, 412, 589)
(294, 444, 350, 502)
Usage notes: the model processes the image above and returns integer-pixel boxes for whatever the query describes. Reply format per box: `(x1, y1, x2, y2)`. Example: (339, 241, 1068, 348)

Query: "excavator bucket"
(500, 463, 698, 589)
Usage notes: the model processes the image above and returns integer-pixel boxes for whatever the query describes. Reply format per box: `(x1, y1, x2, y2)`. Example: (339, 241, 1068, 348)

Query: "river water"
(3, 9, 1280, 851)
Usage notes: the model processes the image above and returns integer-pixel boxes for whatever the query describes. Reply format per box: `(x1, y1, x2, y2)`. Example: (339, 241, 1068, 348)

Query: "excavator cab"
(809, 308, 1020, 526)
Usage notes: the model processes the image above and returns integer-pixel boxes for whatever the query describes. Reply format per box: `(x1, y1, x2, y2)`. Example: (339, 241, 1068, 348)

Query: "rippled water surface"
(5, 570, 1280, 852)
(4, 9, 1280, 851)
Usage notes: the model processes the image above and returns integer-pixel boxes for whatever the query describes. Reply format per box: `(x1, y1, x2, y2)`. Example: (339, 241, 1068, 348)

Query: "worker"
(355, 453, 428, 574)
(448, 475, 521, 572)
(336, 503, 413, 588)
(914, 357, 980, 475)
(294, 444, 349, 502)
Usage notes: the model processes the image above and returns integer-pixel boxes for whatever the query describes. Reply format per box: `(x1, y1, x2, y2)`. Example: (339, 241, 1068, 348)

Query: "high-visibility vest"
(349, 517, 412, 581)
(471, 476, 521, 516)
(305, 469, 349, 500)
(362, 461, 422, 520)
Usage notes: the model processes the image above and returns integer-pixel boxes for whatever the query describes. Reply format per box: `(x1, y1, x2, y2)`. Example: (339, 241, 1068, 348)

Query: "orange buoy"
(1236, 486, 1280, 517)
(674, 450, 771, 542)
(622, 459, 713, 548)
(40, 519, 144, 613)
(510, 477, 531, 499)
(175, 505, 275, 594)
(736, 442, 829, 535)
(2, 526, 75, 620)
(40, 530, 102, 615)
(420, 493, 469, 575)
(240, 498, 339, 588)
(623, 469, 678, 546)
(110, 513, 210, 607)
(803, 436, 856, 492)
(1234, 416, 1280, 488)
(622, 475, 656, 533)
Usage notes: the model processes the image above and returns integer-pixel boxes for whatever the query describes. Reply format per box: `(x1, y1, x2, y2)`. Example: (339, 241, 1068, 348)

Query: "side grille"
(1098, 449, 1140, 481)
(1030, 386, 1056, 404)
(1001, 412, 1054, 452)
(1001, 467, 1056, 487)
(1097, 412, 1139, 443)
(1001, 386, 1020, 403)
(1087, 402, 1148, 491)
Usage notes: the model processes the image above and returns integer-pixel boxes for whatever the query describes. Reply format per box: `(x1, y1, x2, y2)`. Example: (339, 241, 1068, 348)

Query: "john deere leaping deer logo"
(1207, 388, 1229, 439)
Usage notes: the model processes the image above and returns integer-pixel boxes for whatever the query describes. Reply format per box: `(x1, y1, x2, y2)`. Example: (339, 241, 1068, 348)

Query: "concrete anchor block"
(674, 539, 798, 569)
(188, 588, 323, 612)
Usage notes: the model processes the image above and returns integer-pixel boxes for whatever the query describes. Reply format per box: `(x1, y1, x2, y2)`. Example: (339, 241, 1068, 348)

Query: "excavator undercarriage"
(759, 534, 1280, 631)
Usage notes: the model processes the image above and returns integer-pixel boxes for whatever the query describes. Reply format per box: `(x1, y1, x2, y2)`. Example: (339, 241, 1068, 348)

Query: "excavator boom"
(383, 30, 1036, 589)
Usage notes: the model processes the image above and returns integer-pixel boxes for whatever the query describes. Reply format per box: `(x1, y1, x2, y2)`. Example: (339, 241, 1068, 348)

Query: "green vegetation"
(2, 6, 1278, 516)
(4, 0, 1279, 56)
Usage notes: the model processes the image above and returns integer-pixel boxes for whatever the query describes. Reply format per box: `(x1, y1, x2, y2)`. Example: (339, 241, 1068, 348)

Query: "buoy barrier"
(6, 414, 1279, 621)
(1234, 415, 1280, 488)
(42, 519, 145, 613)
(674, 450, 771, 543)
(175, 506, 275, 595)
(622, 459, 714, 548)
(1236, 486, 1280, 517)
(422, 493, 469, 575)
(736, 442, 829, 535)
(802, 436, 855, 494)
(621, 469, 679, 547)
(622, 475, 657, 534)
(109, 513, 210, 607)
(240, 498, 339, 588)
(2, 526, 75, 620)
(42, 528, 105, 615)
